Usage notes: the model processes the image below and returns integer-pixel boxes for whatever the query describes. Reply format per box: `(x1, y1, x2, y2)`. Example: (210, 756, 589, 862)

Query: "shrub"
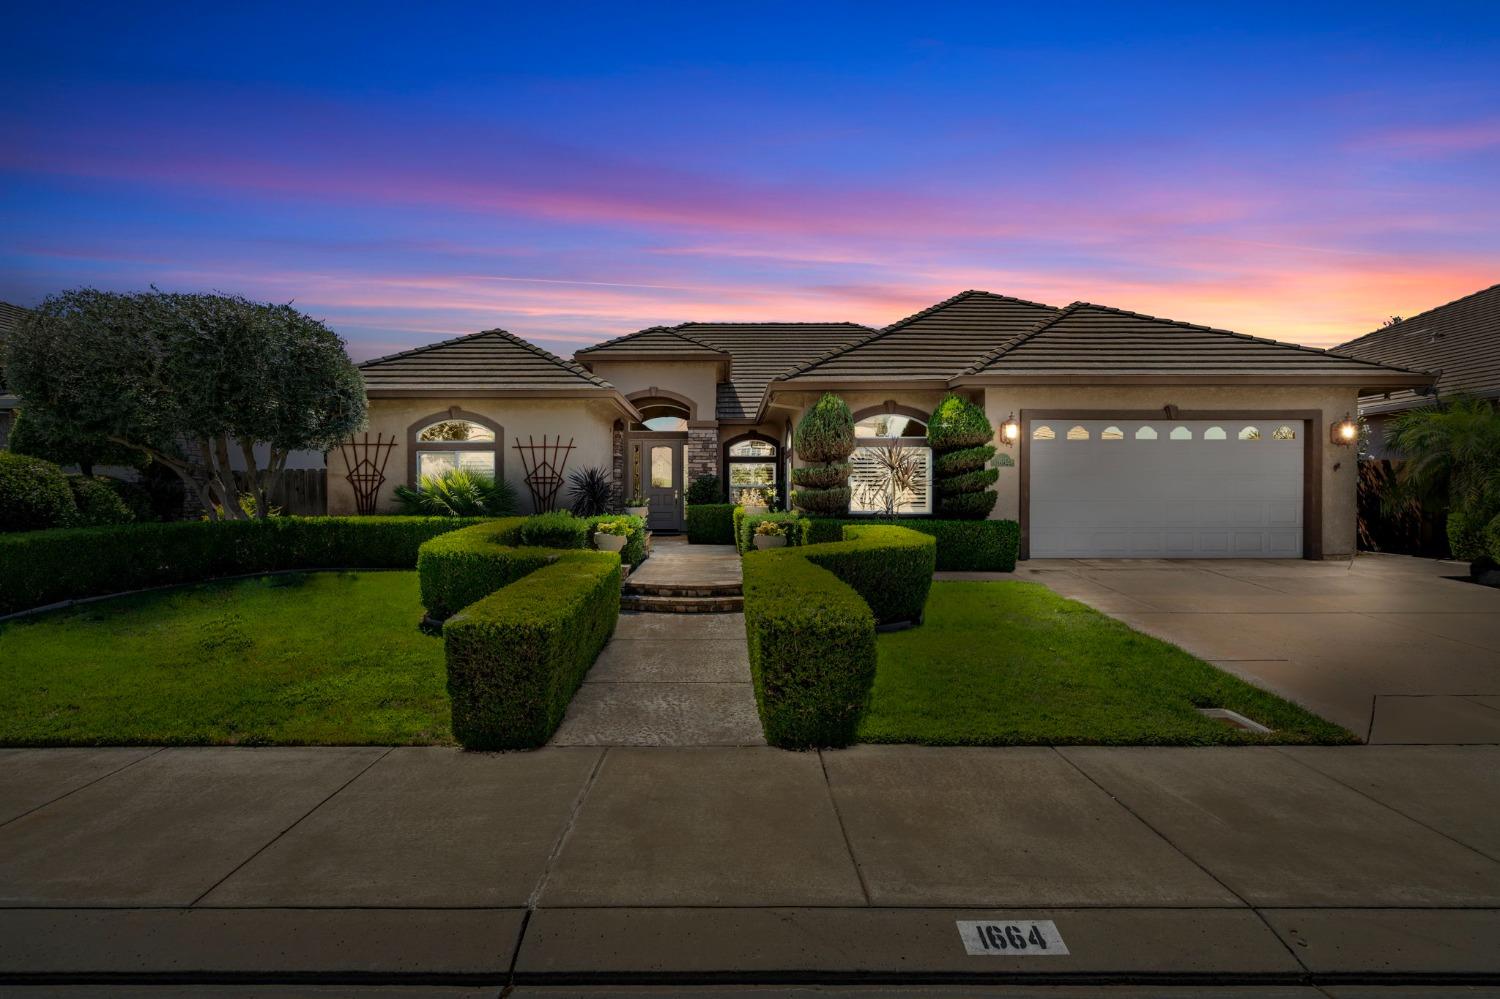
(67, 476, 135, 527)
(927, 393, 993, 451)
(517, 511, 589, 549)
(103, 477, 160, 522)
(934, 467, 999, 496)
(939, 489, 999, 520)
(1487, 512, 1500, 562)
(934, 444, 997, 476)
(443, 552, 620, 750)
(1447, 509, 1490, 562)
(686, 474, 725, 505)
(568, 466, 614, 517)
(0, 517, 487, 615)
(737, 511, 810, 554)
(394, 468, 518, 517)
(585, 513, 646, 565)
(792, 394, 855, 516)
(686, 503, 736, 544)
(415, 519, 538, 620)
(0, 452, 77, 532)
(802, 525, 935, 625)
(926, 394, 997, 520)
(803, 517, 1020, 571)
(742, 549, 876, 748)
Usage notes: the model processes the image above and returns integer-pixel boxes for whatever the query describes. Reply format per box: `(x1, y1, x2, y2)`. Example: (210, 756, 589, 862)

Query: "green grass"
(0, 571, 452, 746)
(858, 581, 1355, 746)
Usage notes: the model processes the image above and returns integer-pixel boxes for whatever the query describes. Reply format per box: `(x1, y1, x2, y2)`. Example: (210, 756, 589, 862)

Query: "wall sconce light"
(999, 412, 1020, 447)
(1331, 413, 1358, 447)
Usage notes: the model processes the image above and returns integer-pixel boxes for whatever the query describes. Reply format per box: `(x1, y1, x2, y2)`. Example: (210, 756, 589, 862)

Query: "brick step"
(621, 594, 744, 614)
(622, 581, 743, 598)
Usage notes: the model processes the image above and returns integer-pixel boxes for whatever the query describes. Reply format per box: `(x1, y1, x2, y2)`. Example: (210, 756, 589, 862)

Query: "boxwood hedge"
(734, 508, 811, 553)
(801, 525, 935, 626)
(585, 513, 646, 565)
(803, 517, 1019, 571)
(686, 503, 736, 545)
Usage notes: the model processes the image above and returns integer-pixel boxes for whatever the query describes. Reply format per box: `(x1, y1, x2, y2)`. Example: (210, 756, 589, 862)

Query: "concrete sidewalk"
(2, 745, 1499, 990)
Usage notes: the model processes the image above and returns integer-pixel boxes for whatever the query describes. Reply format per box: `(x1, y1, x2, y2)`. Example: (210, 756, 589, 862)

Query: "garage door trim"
(1018, 408, 1323, 560)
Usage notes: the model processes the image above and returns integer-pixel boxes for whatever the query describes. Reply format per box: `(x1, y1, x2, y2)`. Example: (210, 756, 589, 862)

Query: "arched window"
(1238, 426, 1260, 441)
(630, 399, 691, 432)
(1169, 426, 1193, 441)
(1066, 425, 1090, 440)
(1033, 425, 1056, 441)
(725, 433, 779, 502)
(1135, 426, 1158, 440)
(1101, 425, 1124, 440)
(410, 414, 500, 482)
(1272, 425, 1297, 441)
(1204, 426, 1227, 440)
(849, 409, 931, 515)
(855, 414, 928, 438)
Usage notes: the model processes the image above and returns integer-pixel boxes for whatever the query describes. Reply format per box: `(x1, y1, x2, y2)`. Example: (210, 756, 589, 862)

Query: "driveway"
(1010, 554, 1500, 743)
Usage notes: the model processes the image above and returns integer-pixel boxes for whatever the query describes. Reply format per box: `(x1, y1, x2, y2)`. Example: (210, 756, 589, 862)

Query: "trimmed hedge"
(933, 444, 996, 476)
(68, 475, 135, 526)
(0, 516, 488, 615)
(802, 525, 935, 626)
(518, 511, 589, 549)
(0, 452, 77, 533)
(585, 513, 646, 565)
(803, 517, 1020, 571)
(444, 552, 620, 750)
(686, 503, 736, 545)
(735, 508, 811, 554)
(935, 467, 999, 496)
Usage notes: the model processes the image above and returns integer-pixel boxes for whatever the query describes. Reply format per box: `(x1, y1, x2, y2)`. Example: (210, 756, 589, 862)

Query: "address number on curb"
(957, 919, 1069, 956)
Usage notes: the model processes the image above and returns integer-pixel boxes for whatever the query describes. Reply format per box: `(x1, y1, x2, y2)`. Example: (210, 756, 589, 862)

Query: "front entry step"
(621, 593, 744, 613)
(625, 581, 742, 598)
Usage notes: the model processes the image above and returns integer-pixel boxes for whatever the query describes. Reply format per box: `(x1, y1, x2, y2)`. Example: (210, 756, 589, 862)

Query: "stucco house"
(1334, 282, 1499, 459)
(331, 290, 1431, 560)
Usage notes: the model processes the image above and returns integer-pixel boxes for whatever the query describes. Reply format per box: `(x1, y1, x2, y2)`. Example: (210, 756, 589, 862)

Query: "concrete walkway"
(551, 540, 763, 746)
(3, 744, 1499, 988)
(983, 553, 1500, 743)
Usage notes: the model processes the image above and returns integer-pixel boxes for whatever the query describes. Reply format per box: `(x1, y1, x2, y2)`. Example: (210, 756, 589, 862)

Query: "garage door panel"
(1029, 419, 1303, 558)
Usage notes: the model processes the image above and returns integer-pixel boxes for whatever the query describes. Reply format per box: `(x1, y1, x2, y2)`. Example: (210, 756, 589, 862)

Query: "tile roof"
(779, 290, 1062, 383)
(1333, 283, 1500, 415)
(963, 302, 1431, 382)
(574, 325, 729, 360)
(672, 323, 876, 420)
(360, 329, 614, 395)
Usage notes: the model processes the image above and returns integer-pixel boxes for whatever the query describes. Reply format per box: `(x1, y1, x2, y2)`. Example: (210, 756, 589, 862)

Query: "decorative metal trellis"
(512, 434, 575, 513)
(339, 433, 397, 515)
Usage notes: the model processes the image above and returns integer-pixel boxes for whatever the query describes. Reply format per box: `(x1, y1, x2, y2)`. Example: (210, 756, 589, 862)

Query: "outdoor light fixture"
(1331, 413, 1358, 447)
(1000, 413, 1020, 446)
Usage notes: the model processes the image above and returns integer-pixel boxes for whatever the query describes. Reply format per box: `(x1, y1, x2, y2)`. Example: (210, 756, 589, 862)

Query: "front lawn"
(858, 581, 1354, 745)
(0, 571, 452, 746)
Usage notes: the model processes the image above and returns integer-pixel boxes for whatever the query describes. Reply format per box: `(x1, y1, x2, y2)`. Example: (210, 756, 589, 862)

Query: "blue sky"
(4, 3, 1498, 358)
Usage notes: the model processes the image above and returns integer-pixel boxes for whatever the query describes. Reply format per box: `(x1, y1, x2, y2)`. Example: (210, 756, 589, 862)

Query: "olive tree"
(2, 289, 366, 519)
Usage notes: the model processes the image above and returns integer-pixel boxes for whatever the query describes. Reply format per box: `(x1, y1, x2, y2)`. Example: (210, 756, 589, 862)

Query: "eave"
(365, 386, 642, 421)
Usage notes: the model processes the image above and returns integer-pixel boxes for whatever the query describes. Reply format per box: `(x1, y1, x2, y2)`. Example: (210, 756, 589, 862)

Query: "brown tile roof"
(673, 323, 876, 420)
(360, 328, 615, 395)
(574, 326, 729, 360)
(779, 290, 1062, 384)
(1333, 283, 1500, 415)
(962, 302, 1432, 385)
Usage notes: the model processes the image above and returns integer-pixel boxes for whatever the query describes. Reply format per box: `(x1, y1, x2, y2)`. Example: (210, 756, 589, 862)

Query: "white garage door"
(1029, 419, 1303, 558)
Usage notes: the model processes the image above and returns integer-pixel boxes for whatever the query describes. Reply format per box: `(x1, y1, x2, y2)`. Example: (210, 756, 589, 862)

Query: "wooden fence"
(234, 468, 327, 517)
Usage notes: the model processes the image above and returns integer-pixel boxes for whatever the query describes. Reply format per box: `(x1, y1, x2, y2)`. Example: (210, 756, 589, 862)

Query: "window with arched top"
(629, 399, 691, 432)
(1100, 426, 1124, 440)
(724, 433, 779, 501)
(1066, 425, 1090, 440)
(410, 414, 501, 483)
(849, 411, 931, 515)
(854, 414, 928, 439)
(1204, 426, 1227, 440)
(1032, 425, 1055, 441)
(1272, 425, 1297, 441)
(1238, 426, 1261, 441)
(1169, 426, 1193, 440)
(1135, 426, 1158, 440)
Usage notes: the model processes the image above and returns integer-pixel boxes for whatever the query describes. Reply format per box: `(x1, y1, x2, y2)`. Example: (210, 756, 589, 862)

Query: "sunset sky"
(4, 4, 1498, 360)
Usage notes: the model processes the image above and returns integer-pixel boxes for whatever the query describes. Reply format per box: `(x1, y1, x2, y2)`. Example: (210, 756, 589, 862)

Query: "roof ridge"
(673, 321, 874, 329)
(485, 328, 612, 387)
(881, 289, 1061, 332)
(1335, 281, 1500, 351)
(960, 302, 1084, 375)
(358, 328, 500, 368)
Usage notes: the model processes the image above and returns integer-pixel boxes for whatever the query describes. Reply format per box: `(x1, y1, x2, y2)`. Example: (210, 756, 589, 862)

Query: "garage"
(1027, 418, 1304, 558)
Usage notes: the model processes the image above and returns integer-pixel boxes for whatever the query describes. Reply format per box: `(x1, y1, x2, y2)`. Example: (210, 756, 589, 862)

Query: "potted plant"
(752, 519, 788, 550)
(592, 518, 630, 553)
(738, 487, 770, 515)
(624, 494, 649, 518)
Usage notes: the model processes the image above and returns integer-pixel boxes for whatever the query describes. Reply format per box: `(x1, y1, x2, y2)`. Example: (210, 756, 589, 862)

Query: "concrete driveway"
(1015, 554, 1500, 743)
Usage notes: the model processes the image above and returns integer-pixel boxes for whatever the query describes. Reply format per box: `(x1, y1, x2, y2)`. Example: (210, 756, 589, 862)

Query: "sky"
(3, 3, 1499, 361)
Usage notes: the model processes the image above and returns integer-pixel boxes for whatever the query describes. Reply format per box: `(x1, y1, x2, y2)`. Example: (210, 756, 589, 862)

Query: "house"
(0, 301, 31, 449)
(1333, 282, 1500, 459)
(330, 291, 1431, 559)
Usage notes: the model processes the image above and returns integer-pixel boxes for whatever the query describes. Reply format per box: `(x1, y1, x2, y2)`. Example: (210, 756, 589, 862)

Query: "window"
(1272, 425, 1297, 441)
(1204, 426, 1227, 440)
(1238, 426, 1260, 441)
(1032, 425, 1056, 441)
(1135, 426, 1158, 440)
(849, 442, 932, 515)
(1101, 426, 1124, 440)
(1169, 426, 1193, 440)
(724, 434, 779, 501)
(630, 399, 691, 432)
(855, 414, 928, 439)
(650, 445, 674, 488)
(411, 414, 500, 484)
(1066, 425, 1090, 440)
(729, 439, 775, 458)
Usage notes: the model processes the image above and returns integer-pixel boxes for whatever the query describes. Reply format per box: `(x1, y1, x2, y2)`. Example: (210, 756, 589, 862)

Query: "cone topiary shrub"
(927, 394, 998, 520)
(792, 393, 855, 516)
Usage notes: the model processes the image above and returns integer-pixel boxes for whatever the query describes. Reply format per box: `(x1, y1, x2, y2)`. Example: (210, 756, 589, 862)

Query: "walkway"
(551, 538, 763, 746)
(3, 744, 1498, 987)
(979, 553, 1500, 743)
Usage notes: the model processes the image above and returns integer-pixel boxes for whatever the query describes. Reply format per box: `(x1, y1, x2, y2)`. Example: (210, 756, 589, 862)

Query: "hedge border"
(686, 503, 736, 545)
(804, 517, 1019, 571)
(733, 507, 812, 554)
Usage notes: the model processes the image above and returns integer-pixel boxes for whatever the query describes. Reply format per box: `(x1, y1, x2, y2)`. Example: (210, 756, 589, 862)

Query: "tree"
(8, 408, 146, 477)
(3, 289, 367, 519)
(927, 394, 998, 519)
(791, 393, 855, 515)
(1385, 395, 1500, 560)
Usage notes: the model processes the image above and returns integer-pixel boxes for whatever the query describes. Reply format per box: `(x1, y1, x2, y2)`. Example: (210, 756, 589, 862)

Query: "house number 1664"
(956, 919, 1070, 956)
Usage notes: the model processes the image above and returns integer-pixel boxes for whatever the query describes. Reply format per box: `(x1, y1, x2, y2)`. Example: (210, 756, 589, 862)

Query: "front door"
(645, 442, 684, 532)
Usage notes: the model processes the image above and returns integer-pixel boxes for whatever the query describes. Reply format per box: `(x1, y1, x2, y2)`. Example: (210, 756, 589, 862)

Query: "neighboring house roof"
(574, 325, 731, 362)
(957, 302, 1433, 389)
(359, 329, 632, 412)
(779, 290, 1063, 387)
(0, 300, 32, 407)
(1332, 282, 1500, 416)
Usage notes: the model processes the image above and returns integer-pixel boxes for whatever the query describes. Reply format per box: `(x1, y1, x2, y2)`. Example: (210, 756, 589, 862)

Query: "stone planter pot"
(625, 506, 649, 519)
(594, 533, 627, 553)
(753, 534, 787, 551)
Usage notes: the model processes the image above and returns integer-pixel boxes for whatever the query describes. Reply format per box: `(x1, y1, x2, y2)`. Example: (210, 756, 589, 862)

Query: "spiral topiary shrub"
(791, 393, 855, 516)
(927, 394, 998, 520)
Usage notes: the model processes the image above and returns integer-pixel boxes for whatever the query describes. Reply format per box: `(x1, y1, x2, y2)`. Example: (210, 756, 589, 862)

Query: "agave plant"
(568, 465, 614, 517)
(394, 468, 518, 517)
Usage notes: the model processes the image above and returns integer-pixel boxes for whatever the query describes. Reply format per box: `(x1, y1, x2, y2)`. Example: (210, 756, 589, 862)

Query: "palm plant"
(394, 468, 518, 517)
(1385, 395, 1500, 559)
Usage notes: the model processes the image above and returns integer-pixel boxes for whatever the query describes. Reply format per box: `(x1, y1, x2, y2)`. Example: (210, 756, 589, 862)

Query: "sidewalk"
(2, 744, 1498, 990)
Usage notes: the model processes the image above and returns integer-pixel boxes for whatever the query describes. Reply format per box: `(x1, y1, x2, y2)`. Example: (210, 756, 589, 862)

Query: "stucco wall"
(584, 359, 719, 421)
(328, 396, 620, 515)
(982, 384, 1362, 558)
